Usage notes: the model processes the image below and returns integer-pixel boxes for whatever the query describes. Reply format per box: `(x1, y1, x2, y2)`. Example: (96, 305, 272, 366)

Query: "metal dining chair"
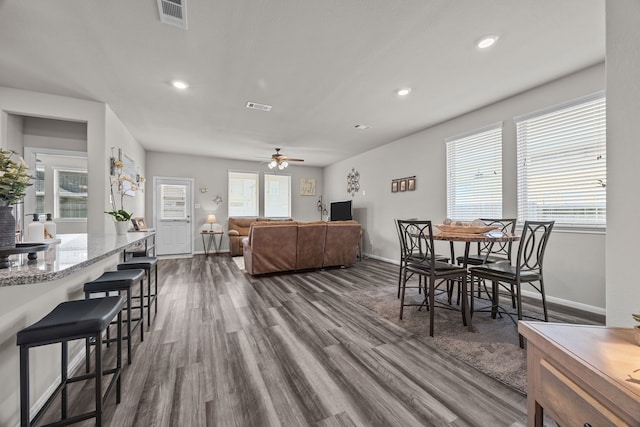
(395, 218, 449, 299)
(469, 220, 554, 347)
(456, 218, 517, 305)
(397, 219, 471, 337)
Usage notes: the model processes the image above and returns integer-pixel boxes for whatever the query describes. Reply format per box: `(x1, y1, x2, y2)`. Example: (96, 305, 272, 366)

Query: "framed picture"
(399, 179, 407, 192)
(300, 178, 316, 196)
(391, 180, 398, 193)
(407, 177, 416, 191)
(133, 217, 147, 230)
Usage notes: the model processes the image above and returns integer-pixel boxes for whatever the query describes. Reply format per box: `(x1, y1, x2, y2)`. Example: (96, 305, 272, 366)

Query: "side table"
(201, 231, 224, 256)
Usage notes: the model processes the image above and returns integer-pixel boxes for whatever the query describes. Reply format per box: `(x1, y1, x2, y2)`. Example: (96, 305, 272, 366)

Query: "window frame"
(228, 170, 259, 217)
(53, 167, 88, 220)
(264, 173, 291, 218)
(515, 91, 606, 230)
(445, 123, 503, 221)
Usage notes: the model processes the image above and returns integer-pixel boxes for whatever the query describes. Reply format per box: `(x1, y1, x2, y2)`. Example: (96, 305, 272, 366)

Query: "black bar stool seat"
(17, 296, 125, 427)
(84, 269, 145, 366)
(117, 256, 158, 327)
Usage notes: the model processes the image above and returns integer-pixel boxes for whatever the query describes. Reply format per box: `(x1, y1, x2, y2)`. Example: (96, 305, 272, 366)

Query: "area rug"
(232, 256, 245, 271)
(348, 283, 531, 394)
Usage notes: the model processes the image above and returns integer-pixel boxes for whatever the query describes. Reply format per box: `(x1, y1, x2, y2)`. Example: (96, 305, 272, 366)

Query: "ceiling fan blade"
(284, 158, 304, 162)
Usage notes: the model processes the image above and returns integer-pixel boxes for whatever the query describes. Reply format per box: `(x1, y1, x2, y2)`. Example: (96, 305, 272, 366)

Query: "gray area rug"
(348, 283, 530, 395)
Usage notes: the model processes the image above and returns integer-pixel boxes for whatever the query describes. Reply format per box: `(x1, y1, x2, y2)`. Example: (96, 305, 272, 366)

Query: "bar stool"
(17, 296, 125, 427)
(117, 256, 158, 327)
(84, 269, 145, 366)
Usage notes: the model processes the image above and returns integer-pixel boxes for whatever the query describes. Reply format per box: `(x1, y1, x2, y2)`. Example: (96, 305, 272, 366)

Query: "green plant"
(633, 313, 640, 323)
(105, 209, 132, 222)
(0, 149, 33, 207)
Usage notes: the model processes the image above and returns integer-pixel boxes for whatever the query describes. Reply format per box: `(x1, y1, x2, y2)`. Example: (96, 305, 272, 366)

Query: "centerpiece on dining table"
(435, 218, 499, 234)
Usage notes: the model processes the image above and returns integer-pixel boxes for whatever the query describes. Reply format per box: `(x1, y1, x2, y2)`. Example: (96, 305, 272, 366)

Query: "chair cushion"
(118, 256, 158, 270)
(470, 263, 541, 282)
(457, 254, 508, 265)
(17, 296, 125, 345)
(84, 269, 145, 292)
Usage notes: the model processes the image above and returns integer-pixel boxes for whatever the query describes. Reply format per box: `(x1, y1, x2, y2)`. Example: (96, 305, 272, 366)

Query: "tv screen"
(330, 200, 352, 221)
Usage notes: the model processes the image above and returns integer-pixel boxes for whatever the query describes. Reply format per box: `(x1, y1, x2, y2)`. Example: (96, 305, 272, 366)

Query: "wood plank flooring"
(42, 256, 559, 426)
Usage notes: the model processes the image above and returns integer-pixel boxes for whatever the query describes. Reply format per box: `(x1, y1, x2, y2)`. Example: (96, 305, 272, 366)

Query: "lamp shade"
(206, 214, 217, 224)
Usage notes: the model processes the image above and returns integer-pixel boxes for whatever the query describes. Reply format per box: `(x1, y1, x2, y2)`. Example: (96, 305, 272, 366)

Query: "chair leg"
(511, 284, 516, 308)
(515, 281, 524, 348)
(397, 261, 404, 298)
(20, 345, 29, 427)
(428, 277, 435, 337)
(399, 268, 408, 320)
(539, 278, 549, 322)
(95, 333, 103, 427)
(61, 341, 68, 420)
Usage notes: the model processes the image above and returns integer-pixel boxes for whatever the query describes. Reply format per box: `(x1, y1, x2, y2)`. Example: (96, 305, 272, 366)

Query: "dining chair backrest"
(515, 221, 555, 274)
(396, 219, 436, 265)
(477, 218, 517, 260)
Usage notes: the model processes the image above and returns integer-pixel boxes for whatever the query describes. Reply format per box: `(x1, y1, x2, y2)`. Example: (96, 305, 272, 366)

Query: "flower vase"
(114, 221, 129, 235)
(0, 206, 16, 250)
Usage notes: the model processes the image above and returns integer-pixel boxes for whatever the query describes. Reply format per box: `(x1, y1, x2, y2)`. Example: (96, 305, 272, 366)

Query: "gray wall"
(605, 0, 640, 326)
(146, 151, 324, 253)
(324, 63, 606, 313)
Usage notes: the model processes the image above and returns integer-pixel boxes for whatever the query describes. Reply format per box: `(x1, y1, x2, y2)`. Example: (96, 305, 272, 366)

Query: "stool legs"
(19, 346, 29, 427)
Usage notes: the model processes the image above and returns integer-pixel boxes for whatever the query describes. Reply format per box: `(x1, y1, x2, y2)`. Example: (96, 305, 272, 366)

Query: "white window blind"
(264, 174, 291, 218)
(228, 171, 259, 217)
(160, 184, 187, 220)
(516, 93, 606, 227)
(446, 124, 503, 221)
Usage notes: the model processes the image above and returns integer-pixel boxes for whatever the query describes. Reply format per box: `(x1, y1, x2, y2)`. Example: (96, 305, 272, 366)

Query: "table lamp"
(206, 214, 217, 231)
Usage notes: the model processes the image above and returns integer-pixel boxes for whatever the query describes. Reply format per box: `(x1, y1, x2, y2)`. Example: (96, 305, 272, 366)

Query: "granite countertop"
(0, 232, 155, 286)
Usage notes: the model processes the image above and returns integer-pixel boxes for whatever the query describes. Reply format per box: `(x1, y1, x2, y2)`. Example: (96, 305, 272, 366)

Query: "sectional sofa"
(242, 220, 361, 275)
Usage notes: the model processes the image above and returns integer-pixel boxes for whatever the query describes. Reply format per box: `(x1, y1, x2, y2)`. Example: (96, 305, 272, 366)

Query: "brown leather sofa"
(227, 217, 292, 256)
(242, 220, 361, 275)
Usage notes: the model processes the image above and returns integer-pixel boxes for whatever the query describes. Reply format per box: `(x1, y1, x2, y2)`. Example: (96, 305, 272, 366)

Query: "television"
(330, 200, 353, 221)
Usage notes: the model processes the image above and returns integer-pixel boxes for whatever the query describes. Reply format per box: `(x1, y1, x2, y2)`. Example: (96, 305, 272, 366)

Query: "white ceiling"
(0, 0, 605, 167)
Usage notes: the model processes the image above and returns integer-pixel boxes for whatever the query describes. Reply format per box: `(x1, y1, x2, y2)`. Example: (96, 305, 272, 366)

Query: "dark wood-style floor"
(41, 256, 576, 426)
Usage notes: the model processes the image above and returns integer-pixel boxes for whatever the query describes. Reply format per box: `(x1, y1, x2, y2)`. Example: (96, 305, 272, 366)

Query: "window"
(264, 174, 291, 218)
(160, 184, 187, 220)
(54, 169, 88, 219)
(446, 124, 503, 221)
(516, 93, 606, 228)
(35, 165, 45, 214)
(228, 171, 259, 217)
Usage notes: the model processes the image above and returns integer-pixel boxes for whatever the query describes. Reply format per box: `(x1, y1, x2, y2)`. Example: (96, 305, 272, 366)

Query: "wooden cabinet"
(519, 322, 640, 427)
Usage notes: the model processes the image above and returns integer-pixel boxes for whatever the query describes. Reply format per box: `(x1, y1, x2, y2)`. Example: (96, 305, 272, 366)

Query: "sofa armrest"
(228, 230, 240, 236)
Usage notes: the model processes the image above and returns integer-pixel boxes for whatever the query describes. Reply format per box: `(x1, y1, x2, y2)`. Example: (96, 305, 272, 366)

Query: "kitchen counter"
(0, 231, 155, 286)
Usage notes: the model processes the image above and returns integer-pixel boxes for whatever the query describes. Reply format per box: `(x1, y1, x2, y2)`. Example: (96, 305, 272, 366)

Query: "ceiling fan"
(268, 148, 304, 170)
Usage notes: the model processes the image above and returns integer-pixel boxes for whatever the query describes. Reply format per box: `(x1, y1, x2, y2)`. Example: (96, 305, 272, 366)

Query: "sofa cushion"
(295, 222, 327, 270)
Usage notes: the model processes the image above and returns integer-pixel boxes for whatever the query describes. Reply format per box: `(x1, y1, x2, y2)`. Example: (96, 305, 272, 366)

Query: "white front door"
(154, 177, 193, 255)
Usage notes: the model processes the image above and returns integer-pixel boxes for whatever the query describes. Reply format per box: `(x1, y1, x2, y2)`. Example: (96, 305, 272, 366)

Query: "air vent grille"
(246, 102, 272, 112)
(157, 0, 187, 30)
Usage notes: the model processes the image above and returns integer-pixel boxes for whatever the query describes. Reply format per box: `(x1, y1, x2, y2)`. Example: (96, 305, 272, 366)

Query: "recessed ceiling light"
(354, 124, 371, 130)
(396, 88, 411, 96)
(172, 80, 189, 89)
(476, 35, 499, 49)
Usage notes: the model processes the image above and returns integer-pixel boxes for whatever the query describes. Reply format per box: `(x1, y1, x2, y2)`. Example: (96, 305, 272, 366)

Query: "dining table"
(432, 226, 520, 268)
(431, 226, 520, 315)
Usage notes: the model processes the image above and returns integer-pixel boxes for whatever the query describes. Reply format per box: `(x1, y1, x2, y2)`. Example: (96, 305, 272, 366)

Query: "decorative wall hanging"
(391, 176, 416, 193)
(347, 168, 360, 197)
(212, 195, 223, 205)
(300, 178, 316, 196)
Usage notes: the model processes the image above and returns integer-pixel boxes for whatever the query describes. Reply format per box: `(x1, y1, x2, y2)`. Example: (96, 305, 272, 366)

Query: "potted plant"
(105, 155, 134, 234)
(0, 150, 33, 249)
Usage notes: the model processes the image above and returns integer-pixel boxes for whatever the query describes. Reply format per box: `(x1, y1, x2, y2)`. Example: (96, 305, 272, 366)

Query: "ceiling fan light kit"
(267, 148, 303, 170)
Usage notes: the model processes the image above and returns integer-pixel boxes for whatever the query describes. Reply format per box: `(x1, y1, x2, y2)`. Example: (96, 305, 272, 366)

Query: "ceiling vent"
(157, 0, 187, 30)
(246, 102, 272, 112)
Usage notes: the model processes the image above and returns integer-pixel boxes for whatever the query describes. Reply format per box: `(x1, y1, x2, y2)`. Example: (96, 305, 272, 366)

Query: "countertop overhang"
(0, 232, 155, 287)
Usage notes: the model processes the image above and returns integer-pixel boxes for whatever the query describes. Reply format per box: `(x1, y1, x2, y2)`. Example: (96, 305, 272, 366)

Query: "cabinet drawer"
(539, 358, 628, 426)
